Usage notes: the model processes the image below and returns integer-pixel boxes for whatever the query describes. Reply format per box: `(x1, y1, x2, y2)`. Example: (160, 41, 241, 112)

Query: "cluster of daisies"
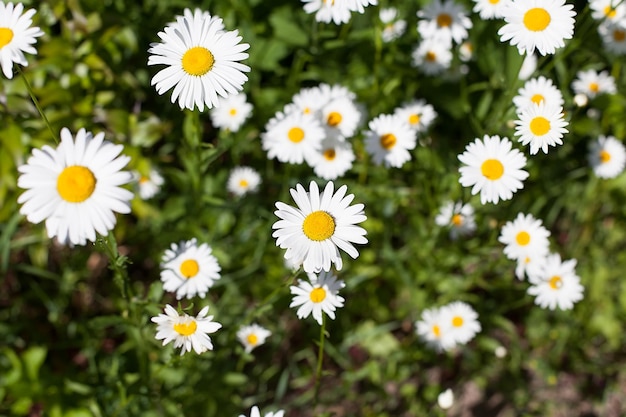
(261, 83, 437, 177)
(302, 0, 378, 25)
(590, 0, 626, 55)
(416, 301, 482, 352)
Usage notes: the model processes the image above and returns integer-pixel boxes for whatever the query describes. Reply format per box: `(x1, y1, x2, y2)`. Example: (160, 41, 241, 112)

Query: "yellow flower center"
(409, 114, 421, 125)
(437, 13, 452, 27)
(302, 210, 336, 241)
(426, 51, 437, 62)
(180, 259, 200, 279)
(432, 324, 441, 337)
(288, 127, 305, 143)
(604, 5, 617, 18)
(0, 27, 14, 49)
(530, 94, 544, 105)
(173, 320, 197, 336)
(239, 179, 249, 188)
(229, 108, 237, 116)
(549, 275, 562, 290)
(380, 133, 397, 150)
(600, 150, 611, 163)
(530, 116, 551, 136)
(452, 316, 464, 327)
(182, 46, 214, 76)
(246, 333, 258, 346)
(327, 111, 343, 127)
(480, 159, 504, 180)
(614, 29, 626, 41)
(139, 176, 149, 184)
(452, 214, 463, 226)
(516, 231, 530, 246)
(523, 8, 551, 32)
(589, 82, 599, 93)
(56, 166, 97, 203)
(303, 107, 311, 114)
(488, 0, 500, 4)
(323, 149, 336, 161)
(309, 287, 327, 303)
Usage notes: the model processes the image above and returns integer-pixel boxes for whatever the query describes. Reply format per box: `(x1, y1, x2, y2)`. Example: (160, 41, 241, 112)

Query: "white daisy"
(302, 0, 352, 25)
(417, 0, 473, 45)
(308, 137, 355, 180)
(443, 301, 481, 345)
(515, 253, 547, 280)
(513, 76, 564, 113)
(438, 389, 454, 410)
(412, 38, 453, 75)
(160, 238, 221, 299)
(272, 181, 367, 273)
(458, 135, 529, 204)
(415, 307, 455, 352)
(435, 201, 476, 240)
(459, 41, 473, 61)
(236, 324, 271, 353)
(151, 304, 222, 355)
(514, 103, 568, 155)
(518, 52, 538, 80)
(380, 8, 407, 42)
(17, 128, 133, 246)
(527, 253, 584, 310)
(498, 0, 576, 56)
(364, 114, 417, 168)
(589, 135, 626, 179)
(210, 92, 253, 132)
(291, 85, 327, 117)
(598, 21, 626, 55)
(0, 2, 44, 79)
(134, 169, 164, 200)
(148, 8, 250, 111)
(318, 83, 357, 102)
(498, 212, 551, 262)
(290, 271, 345, 325)
(473, 0, 511, 20)
(590, 0, 626, 22)
(393, 100, 437, 134)
(571, 69, 617, 99)
(261, 110, 325, 165)
(239, 406, 284, 417)
(321, 96, 362, 140)
(227, 166, 261, 196)
(348, 0, 378, 13)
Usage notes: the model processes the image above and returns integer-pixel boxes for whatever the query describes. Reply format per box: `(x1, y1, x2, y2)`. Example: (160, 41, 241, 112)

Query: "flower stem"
(18, 65, 58, 144)
(314, 314, 327, 405)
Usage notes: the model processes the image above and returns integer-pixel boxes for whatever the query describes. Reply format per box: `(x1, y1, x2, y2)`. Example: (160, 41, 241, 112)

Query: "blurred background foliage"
(1, 0, 626, 416)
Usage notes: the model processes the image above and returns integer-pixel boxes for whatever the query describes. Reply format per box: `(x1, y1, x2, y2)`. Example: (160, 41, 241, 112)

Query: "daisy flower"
(348, 0, 378, 13)
(498, 212, 550, 262)
(438, 389, 455, 409)
(318, 83, 357, 102)
(518, 52, 538, 80)
(415, 307, 455, 352)
(412, 38, 453, 75)
(148, 8, 250, 111)
(227, 166, 261, 196)
(498, 0, 576, 56)
(527, 253, 584, 310)
(151, 304, 222, 355)
(272, 181, 367, 273)
(236, 324, 271, 353)
(210, 92, 253, 132)
(435, 201, 476, 239)
(393, 100, 437, 134)
(515, 253, 547, 280)
(513, 76, 564, 112)
(514, 103, 568, 155)
(239, 406, 284, 417)
(302, 0, 352, 25)
(417, 0, 473, 45)
(160, 238, 221, 299)
(571, 69, 617, 99)
(134, 169, 164, 200)
(588, 135, 626, 179)
(321, 96, 362, 140)
(443, 301, 481, 345)
(590, 0, 626, 22)
(364, 114, 417, 168)
(473, 0, 511, 20)
(290, 271, 345, 325)
(308, 138, 356, 180)
(598, 21, 626, 55)
(459, 41, 473, 61)
(261, 110, 325, 165)
(380, 7, 407, 42)
(291, 85, 327, 116)
(17, 128, 133, 246)
(0, 2, 44, 79)
(458, 135, 529, 204)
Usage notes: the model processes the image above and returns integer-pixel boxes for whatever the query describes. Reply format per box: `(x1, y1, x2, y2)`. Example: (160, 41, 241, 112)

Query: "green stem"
(313, 314, 327, 405)
(18, 65, 58, 144)
(241, 267, 301, 325)
(97, 231, 132, 303)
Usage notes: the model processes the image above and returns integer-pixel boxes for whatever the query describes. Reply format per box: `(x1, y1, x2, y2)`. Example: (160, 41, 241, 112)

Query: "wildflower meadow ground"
(1, 0, 626, 416)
